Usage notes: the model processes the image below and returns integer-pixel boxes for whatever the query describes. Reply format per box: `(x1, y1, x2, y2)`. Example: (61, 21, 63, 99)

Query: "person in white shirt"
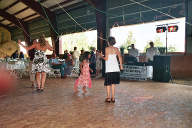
(128, 44, 139, 62)
(146, 41, 160, 62)
(100, 37, 123, 103)
(73, 47, 80, 67)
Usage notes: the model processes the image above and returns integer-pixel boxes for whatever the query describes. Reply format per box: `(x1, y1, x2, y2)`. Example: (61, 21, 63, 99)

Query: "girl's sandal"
(40, 88, 44, 92)
(111, 98, 115, 103)
(36, 88, 41, 93)
(105, 98, 111, 103)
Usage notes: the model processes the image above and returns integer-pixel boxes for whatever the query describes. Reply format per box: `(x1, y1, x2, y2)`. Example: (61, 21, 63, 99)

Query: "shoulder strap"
(112, 47, 117, 54)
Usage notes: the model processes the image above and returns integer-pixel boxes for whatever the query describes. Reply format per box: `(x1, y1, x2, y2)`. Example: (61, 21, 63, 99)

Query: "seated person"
(146, 41, 160, 62)
(63, 50, 69, 59)
(64, 54, 74, 76)
(90, 48, 96, 75)
(49, 53, 66, 78)
(19, 52, 24, 59)
(11, 50, 19, 59)
(128, 44, 139, 62)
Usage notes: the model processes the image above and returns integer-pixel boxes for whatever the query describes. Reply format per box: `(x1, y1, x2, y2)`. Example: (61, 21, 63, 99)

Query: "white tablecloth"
(120, 65, 153, 80)
(6, 60, 26, 70)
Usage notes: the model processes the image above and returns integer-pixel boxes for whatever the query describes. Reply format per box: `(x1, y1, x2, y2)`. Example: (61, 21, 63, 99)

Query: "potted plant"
(120, 46, 125, 55)
(158, 47, 166, 54)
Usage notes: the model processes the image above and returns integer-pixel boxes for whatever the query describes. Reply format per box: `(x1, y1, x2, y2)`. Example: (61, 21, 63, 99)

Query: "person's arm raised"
(18, 39, 36, 51)
(46, 41, 54, 51)
(100, 48, 109, 61)
(18, 40, 26, 48)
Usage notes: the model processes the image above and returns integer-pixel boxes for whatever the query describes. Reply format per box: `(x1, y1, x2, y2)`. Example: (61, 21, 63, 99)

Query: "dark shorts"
(104, 72, 120, 86)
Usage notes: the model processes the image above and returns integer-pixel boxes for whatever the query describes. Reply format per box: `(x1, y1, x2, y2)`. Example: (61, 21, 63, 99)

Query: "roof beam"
(49, 0, 76, 10)
(3, 0, 20, 11)
(0, 9, 26, 29)
(83, 0, 96, 7)
(0, 23, 10, 30)
(18, 0, 55, 20)
(13, 0, 47, 16)
(0, 19, 5, 22)
(68, 4, 88, 12)
(22, 13, 38, 21)
(56, 4, 88, 15)
(0, 9, 30, 43)
(39, 0, 48, 3)
(7, 23, 13, 26)
(14, 7, 30, 15)
(55, 1, 87, 14)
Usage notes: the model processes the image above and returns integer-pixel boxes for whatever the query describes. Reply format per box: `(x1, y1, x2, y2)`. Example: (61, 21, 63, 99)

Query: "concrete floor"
(0, 78, 192, 128)
(173, 79, 192, 86)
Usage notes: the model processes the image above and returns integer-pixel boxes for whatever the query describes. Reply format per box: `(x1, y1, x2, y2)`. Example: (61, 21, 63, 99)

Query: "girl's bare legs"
(74, 85, 78, 93)
(74, 79, 79, 93)
(41, 72, 46, 90)
(105, 86, 111, 102)
(96, 70, 99, 76)
(36, 72, 41, 89)
(111, 84, 115, 100)
(82, 86, 87, 93)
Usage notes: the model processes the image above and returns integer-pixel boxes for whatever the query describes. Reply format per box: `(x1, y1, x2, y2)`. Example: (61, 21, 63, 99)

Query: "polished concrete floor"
(0, 78, 192, 128)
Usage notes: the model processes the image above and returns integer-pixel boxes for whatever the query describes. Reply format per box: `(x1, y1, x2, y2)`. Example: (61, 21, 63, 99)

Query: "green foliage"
(89, 46, 95, 51)
(124, 31, 136, 49)
(158, 47, 166, 54)
(61, 32, 97, 52)
(168, 45, 176, 52)
(120, 46, 125, 54)
(120, 45, 125, 49)
(120, 31, 136, 53)
(144, 37, 164, 52)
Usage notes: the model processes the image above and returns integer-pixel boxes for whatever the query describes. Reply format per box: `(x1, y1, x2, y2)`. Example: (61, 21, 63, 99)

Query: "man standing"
(128, 44, 139, 62)
(73, 47, 79, 67)
(11, 50, 19, 59)
(79, 49, 84, 62)
(90, 47, 96, 76)
(63, 50, 69, 59)
(146, 41, 160, 62)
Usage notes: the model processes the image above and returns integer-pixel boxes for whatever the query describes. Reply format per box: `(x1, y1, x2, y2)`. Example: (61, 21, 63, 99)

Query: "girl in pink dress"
(74, 52, 93, 93)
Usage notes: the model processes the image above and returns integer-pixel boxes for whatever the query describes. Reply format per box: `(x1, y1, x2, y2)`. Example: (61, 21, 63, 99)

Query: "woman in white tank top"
(100, 37, 123, 103)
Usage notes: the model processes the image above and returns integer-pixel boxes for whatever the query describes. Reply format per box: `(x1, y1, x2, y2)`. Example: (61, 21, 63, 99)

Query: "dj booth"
(120, 55, 171, 82)
(120, 63, 153, 81)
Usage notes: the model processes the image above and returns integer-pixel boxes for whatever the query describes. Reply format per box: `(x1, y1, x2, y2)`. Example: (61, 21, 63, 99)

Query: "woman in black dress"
(100, 37, 123, 103)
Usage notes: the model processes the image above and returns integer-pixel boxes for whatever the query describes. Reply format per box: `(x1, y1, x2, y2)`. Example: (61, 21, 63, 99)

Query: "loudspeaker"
(153, 56, 171, 82)
(124, 55, 137, 65)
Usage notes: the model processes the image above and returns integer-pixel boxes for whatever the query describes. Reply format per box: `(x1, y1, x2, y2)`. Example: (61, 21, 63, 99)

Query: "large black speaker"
(153, 56, 171, 82)
(124, 55, 137, 65)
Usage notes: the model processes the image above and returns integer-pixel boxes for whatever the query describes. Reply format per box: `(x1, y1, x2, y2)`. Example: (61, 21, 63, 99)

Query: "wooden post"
(185, 0, 192, 54)
(95, 0, 108, 53)
(50, 15, 59, 56)
(95, 0, 109, 75)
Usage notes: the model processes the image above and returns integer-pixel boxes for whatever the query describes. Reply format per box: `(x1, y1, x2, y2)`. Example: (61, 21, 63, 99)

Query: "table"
(5, 59, 29, 78)
(6, 60, 27, 70)
(120, 65, 153, 80)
